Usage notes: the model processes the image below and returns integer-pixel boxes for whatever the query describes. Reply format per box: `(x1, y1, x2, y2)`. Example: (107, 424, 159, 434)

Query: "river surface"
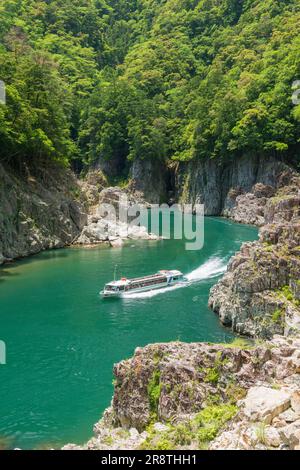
(0, 217, 257, 449)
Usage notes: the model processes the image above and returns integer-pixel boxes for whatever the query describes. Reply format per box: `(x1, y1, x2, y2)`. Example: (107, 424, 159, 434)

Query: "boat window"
(105, 285, 118, 292)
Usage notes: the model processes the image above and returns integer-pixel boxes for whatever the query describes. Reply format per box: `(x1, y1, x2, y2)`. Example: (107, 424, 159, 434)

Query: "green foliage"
(255, 422, 267, 445)
(140, 403, 237, 449)
(204, 366, 220, 384)
(195, 404, 237, 445)
(203, 351, 228, 385)
(271, 308, 284, 324)
(225, 382, 247, 404)
(147, 369, 162, 418)
(277, 285, 300, 307)
(139, 424, 175, 450)
(220, 337, 253, 349)
(0, 0, 299, 171)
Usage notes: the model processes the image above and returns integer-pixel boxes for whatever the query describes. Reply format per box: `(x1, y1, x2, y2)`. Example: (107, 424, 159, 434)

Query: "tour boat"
(100, 270, 186, 298)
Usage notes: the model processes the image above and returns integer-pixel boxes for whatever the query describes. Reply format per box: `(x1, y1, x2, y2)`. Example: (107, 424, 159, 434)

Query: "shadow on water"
(0, 268, 20, 283)
(0, 217, 258, 449)
(0, 248, 71, 282)
(0, 435, 15, 450)
(34, 441, 61, 450)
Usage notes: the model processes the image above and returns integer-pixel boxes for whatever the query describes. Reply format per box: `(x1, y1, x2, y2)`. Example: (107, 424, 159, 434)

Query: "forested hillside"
(0, 0, 299, 177)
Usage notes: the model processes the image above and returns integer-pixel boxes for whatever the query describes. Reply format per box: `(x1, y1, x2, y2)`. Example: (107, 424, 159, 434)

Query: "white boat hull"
(100, 278, 187, 298)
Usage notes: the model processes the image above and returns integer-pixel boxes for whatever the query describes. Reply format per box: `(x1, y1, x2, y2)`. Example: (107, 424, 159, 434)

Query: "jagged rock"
(243, 387, 291, 424)
(278, 420, 300, 449)
(63, 335, 300, 451)
(152, 423, 169, 433)
(0, 163, 87, 262)
(130, 159, 168, 204)
(279, 408, 298, 423)
(176, 155, 286, 216)
(291, 391, 300, 415)
(264, 426, 281, 447)
(75, 187, 159, 245)
(209, 173, 300, 339)
(79, 169, 107, 207)
(109, 238, 124, 248)
(252, 183, 276, 199)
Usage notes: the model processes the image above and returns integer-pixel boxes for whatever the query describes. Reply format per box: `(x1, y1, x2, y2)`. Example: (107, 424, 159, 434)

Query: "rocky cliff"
(62, 158, 300, 452)
(0, 163, 87, 264)
(129, 158, 169, 204)
(126, 153, 294, 216)
(64, 335, 300, 451)
(209, 170, 300, 339)
(177, 155, 296, 216)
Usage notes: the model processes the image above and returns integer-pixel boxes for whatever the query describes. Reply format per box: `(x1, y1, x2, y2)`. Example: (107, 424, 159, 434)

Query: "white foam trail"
(186, 257, 227, 281)
(122, 257, 227, 300)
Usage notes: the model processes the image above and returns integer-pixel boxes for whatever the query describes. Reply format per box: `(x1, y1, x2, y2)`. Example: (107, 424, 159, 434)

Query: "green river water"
(0, 217, 257, 449)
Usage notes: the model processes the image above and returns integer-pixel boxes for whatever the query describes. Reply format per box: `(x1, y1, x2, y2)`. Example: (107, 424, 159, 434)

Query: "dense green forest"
(0, 0, 299, 175)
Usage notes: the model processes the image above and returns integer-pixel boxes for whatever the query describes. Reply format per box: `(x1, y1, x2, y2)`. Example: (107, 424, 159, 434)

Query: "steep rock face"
(110, 340, 299, 432)
(129, 158, 168, 204)
(0, 163, 87, 263)
(175, 155, 287, 215)
(78, 169, 108, 208)
(209, 176, 300, 339)
(63, 335, 300, 451)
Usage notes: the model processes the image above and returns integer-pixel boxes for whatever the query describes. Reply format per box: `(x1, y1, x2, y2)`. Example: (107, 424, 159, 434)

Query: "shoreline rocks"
(74, 186, 160, 246)
(208, 171, 300, 339)
(0, 162, 87, 264)
(63, 335, 300, 451)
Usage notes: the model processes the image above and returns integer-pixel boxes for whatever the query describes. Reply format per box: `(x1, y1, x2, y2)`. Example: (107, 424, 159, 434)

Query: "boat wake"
(185, 257, 227, 282)
(122, 257, 227, 300)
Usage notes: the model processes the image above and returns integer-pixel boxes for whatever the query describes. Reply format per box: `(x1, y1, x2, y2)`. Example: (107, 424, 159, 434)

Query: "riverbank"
(0, 164, 160, 266)
(1, 156, 297, 266)
(63, 335, 300, 451)
(1, 217, 252, 449)
(1, 158, 299, 450)
(62, 166, 300, 451)
(209, 169, 300, 339)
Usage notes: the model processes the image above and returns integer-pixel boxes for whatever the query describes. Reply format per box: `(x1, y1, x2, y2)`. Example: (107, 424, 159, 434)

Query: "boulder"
(243, 387, 291, 424)
(278, 408, 298, 423)
(109, 238, 124, 248)
(291, 391, 300, 415)
(264, 426, 281, 448)
(278, 420, 300, 449)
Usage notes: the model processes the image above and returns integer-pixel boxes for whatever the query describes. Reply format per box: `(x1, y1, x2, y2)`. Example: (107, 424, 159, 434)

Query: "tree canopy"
(0, 0, 299, 172)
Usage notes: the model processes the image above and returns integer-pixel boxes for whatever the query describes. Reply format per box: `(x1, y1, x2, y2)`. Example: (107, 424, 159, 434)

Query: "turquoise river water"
(0, 217, 257, 449)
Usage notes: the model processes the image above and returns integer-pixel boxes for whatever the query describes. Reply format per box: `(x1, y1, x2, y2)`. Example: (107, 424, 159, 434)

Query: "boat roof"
(105, 270, 183, 287)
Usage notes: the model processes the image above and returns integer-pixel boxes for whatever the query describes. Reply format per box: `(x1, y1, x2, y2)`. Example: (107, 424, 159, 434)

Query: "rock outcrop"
(209, 171, 300, 339)
(0, 163, 87, 264)
(176, 154, 287, 215)
(75, 186, 159, 245)
(78, 169, 108, 208)
(63, 335, 300, 451)
(129, 158, 168, 204)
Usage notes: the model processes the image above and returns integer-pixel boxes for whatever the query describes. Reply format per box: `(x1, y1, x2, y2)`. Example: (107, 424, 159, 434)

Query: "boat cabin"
(102, 270, 184, 296)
